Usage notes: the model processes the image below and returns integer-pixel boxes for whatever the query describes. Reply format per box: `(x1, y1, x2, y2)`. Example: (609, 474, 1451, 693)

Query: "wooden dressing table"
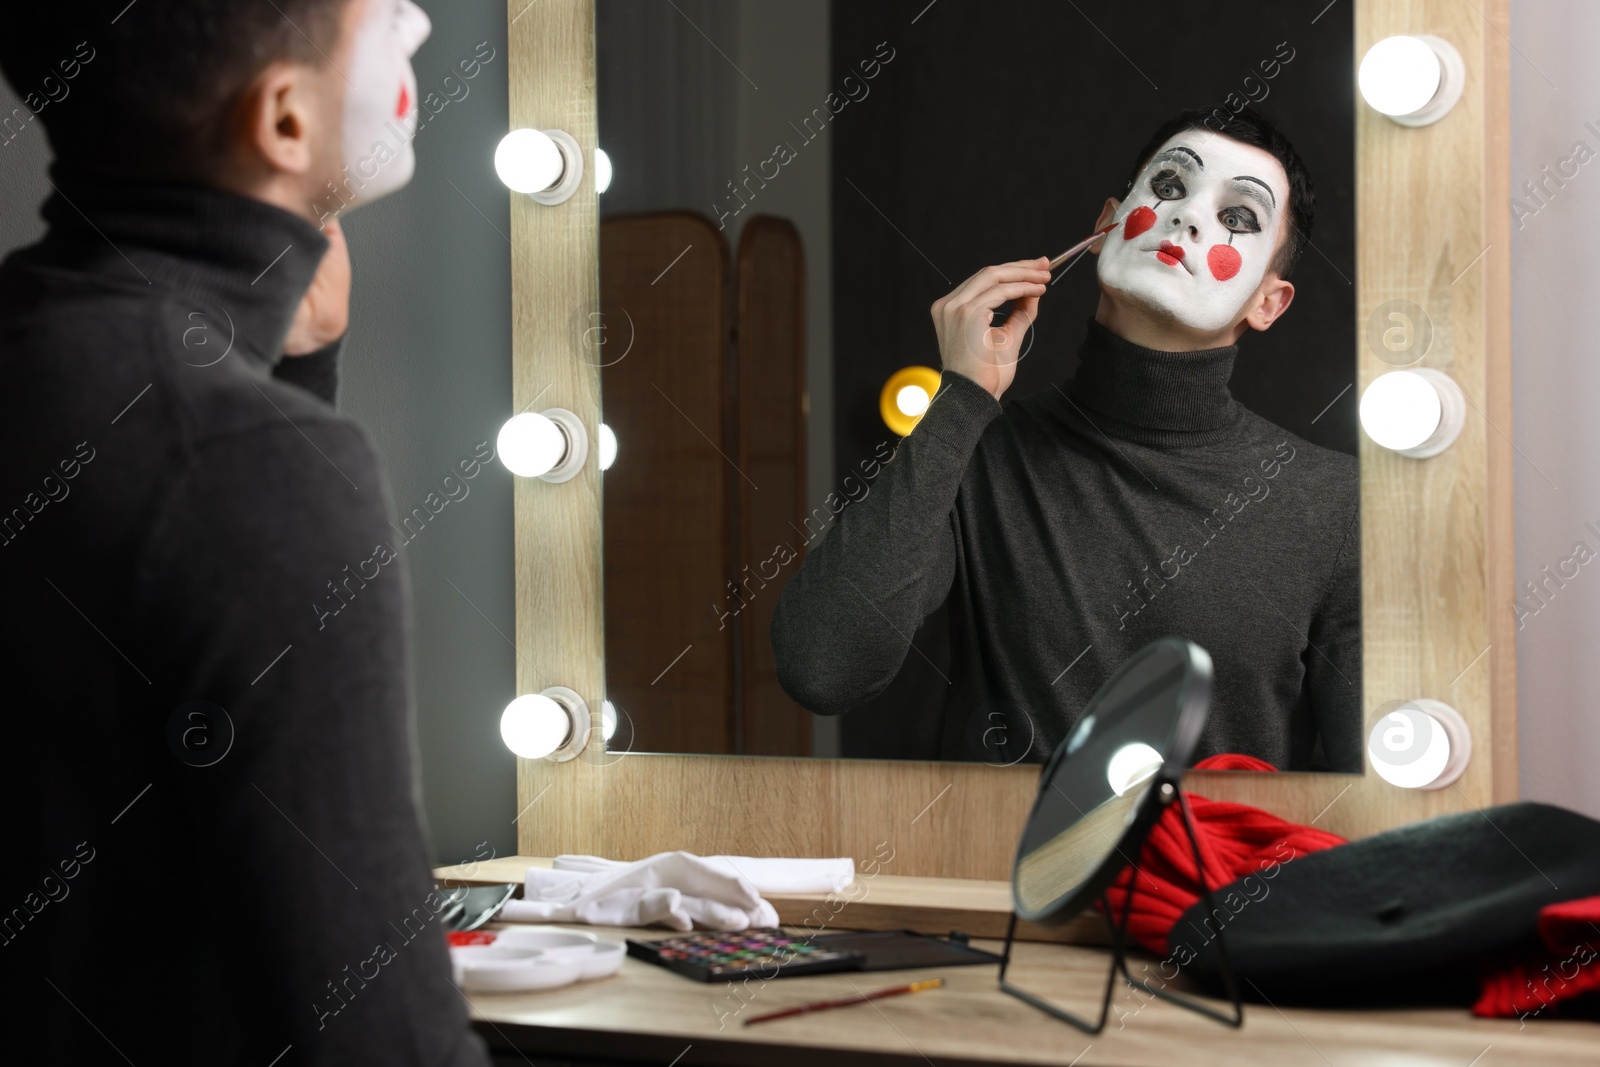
(459, 926, 1599, 1067)
(438, 859, 1598, 1066)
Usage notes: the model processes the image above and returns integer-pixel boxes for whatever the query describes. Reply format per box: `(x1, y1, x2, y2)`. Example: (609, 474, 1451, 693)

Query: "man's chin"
(1095, 283, 1247, 348)
(1098, 279, 1187, 328)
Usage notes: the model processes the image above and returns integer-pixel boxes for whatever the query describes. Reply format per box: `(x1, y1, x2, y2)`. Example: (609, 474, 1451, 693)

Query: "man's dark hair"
(0, 0, 351, 180)
(1122, 106, 1315, 280)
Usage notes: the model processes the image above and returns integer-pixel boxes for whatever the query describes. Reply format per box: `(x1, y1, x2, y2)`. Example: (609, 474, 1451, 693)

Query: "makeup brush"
(1047, 223, 1118, 275)
(741, 978, 945, 1026)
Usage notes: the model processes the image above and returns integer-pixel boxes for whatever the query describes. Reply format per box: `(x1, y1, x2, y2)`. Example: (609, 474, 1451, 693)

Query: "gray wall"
(0, 2, 519, 867)
(0, 77, 48, 252)
(1509, 1, 1600, 821)
(339, 1, 517, 865)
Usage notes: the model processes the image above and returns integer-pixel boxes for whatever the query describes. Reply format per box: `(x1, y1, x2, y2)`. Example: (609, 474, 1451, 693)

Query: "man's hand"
(930, 257, 1050, 400)
(283, 219, 351, 356)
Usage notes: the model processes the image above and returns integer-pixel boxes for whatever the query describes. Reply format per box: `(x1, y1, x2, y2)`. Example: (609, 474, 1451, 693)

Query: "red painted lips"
(1155, 241, 1185, 266)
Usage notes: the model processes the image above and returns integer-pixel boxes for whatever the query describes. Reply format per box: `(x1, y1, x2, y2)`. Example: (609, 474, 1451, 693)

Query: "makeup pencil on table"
(741, 978, 944, 1026)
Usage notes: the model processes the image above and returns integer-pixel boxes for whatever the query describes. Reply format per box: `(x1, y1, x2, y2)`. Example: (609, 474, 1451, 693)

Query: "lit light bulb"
(1359, 371, 1441, 452)
(1368, 707, 1451, 789)
(1367, 699, 1472, 790)
(879, 366, 942, 436)
(1359, 36, 1441, 117)
(495, 129, 564, 194)
(1106, 741, 1164, 797)
(500, 694, 571, 759)
(598, 423, 617, 472)
(601, 699, 618, 742)
(497, 412, 568, 478)
(595, 148, 613, 194)
(895, 384, 930, 417)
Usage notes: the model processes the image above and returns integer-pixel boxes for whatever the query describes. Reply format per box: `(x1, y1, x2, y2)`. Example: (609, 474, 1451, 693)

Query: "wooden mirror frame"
(505, 0, 1515, 880)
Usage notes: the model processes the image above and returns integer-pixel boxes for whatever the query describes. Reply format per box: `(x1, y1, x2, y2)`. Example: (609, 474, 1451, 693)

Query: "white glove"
(552, 853, 856, 894)
(497, 851, 780, 931)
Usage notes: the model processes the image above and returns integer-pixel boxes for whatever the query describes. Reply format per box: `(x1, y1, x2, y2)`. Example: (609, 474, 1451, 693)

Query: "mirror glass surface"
(594, 0, 1360, 771)
(1013, 639, 1209, 922)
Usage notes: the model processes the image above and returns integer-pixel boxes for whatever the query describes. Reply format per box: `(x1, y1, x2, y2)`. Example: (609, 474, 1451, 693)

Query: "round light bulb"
(1358, 36, 1441, 117)
(1368, 708, 1451, 789)
(495, 129, 564, 194)
(879, 366, 943, 436)
(895, 384, 931, 417)
(1359, 371, 1442, 452)
(594, 148, 613, 194)
(500, 694, 571, 759)
(601, 699, 618, 742)
(497, 412, 568, 478)
(597, 423, 617, 472)
(1106, 741, 1164, 797)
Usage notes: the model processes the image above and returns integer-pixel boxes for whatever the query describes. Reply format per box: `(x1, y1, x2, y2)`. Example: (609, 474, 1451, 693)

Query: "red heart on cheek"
(1122, 206, 1157, 240)
(1207, 244, 1242, 281)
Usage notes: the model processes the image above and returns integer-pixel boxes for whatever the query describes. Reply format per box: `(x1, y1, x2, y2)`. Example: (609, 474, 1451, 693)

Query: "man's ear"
(237, 61, 319, 177)
(1090, 197, 1121, 254)
(1241, 276, 1295, 333)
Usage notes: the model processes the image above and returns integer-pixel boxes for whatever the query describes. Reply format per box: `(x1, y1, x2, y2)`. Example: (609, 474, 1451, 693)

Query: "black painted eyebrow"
(1153, 146, 1204, 170)
(1231, 175, 1277, 208)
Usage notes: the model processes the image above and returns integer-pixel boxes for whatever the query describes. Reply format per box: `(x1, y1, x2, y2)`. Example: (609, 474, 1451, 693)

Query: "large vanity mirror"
(510, 0, 1513, 873)
(592, 0, 1359, 772)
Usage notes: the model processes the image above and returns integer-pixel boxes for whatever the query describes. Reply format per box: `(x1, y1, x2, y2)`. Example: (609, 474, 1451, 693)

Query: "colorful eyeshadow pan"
(625, 927, 866, 982)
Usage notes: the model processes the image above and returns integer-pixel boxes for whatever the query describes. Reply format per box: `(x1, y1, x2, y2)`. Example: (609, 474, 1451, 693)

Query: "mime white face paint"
(340, 0, 432, 208)
(1095, 133, 1289, 335)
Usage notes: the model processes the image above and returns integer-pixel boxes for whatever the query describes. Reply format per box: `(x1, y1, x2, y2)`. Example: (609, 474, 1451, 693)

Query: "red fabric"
(1190, 753, 1277, 772)
(1097, 754, 1347, 954)
(1473, 894, 1600, 1019)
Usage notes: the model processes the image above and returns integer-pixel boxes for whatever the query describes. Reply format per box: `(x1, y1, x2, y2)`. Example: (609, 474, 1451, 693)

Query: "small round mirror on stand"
(1000, 637, 1243, 1033)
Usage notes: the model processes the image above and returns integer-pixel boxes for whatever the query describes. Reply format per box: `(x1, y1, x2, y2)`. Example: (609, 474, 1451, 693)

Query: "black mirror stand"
(998, 789, 1244, 1034)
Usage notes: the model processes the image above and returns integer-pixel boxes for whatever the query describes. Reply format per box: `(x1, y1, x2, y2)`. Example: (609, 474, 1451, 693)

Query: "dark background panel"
(830, 0, 1356, 758)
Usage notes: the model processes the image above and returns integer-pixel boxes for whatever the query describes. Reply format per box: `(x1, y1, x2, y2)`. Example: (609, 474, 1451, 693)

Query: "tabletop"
(462, 923, 1600, 1067)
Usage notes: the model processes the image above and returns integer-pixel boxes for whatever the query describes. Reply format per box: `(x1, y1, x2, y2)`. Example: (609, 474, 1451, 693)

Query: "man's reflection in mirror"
(773, 108, 1360, 772)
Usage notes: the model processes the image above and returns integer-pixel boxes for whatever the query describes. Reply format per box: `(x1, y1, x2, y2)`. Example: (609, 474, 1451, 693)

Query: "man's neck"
(210, 153, 326, 226)
(217, 175, 324, 226)
(1093, 292, 1246, 353)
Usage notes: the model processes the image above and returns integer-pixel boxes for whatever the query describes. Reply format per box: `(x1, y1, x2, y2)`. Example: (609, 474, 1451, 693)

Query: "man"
(0, 2, 490, 1063)
(772, 108, 1360, 772)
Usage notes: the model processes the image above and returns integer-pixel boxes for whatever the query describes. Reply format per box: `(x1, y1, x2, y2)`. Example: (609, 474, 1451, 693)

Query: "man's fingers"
(1001, 294, 1041, 339)
(936, 264, 993, 313)
(963, 280, 1048, 314)
(943, 261, 1052, 310)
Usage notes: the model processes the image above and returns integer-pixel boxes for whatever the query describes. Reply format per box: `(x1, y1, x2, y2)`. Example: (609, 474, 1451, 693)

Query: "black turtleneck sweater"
(0, 169, 488, 1066)
(772, 320, 1361, 771)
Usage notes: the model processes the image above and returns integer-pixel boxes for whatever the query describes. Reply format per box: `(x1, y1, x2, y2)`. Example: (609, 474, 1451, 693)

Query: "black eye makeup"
(1150, 168, 1186, 201)
(1219, 206, 1261, 234)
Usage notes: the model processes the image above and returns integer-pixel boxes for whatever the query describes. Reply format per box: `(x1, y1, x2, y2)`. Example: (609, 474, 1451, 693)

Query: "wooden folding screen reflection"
(734, 217, 810, 755)
(599, 212, 811, 755)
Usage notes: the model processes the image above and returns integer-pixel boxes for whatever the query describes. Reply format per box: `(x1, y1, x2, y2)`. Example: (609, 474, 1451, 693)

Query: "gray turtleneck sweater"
(771, 320, 1361, 771)
(0, 169, 488, 1066)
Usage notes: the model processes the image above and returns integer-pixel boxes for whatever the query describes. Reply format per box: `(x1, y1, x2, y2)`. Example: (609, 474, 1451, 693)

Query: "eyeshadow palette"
(625, 928, 866, 982)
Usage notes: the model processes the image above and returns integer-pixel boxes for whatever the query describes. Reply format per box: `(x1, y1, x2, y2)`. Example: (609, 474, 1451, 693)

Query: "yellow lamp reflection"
(879, 365, 942, 437)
